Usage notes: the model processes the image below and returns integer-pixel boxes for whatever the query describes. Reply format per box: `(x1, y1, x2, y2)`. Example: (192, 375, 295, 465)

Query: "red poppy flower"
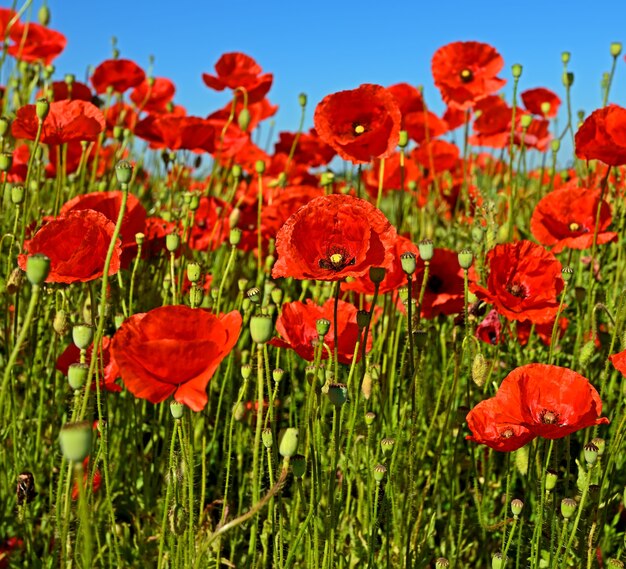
(91, 58, 146, 94)
(274, 128, 336, 167)
(189, 196, 232, 252)
(18, 210, 122, 284)
(432, 41, 506, 110)
(142, 216, 179, 258)
(413, 248, 472, 318)
(610, 349, 626, 376)
(575, 105, 626, 166)
(270, 299, 371, 364)
(412, 139, 460, 175)
(60, 191, 147, 268)
(496, 364, 609, 439)
(476, 308, 503, 345)
(516, 117, 551, 151)
(521, 87, 561, 118)
(202, 52, 273, 103)
(129, 77, 176, 113)
(105, 102, 139, 135)
(0, 8, 19, 38)
(344, 235, 418, 295)
(469, 95, 513, 149)
(272, 194, 397, 281)
(530, 187, 617, 253)
(471, 241, 564, 325)
(466, 397, 535, 452)
(111, 307, 242, 412)
(11, 100, 105, 145)
(55, 338, 121, 392)
(38, 80, 93, 102)
(314, 84, 402, 164)
(8, 22, 66, 65)
(261, 186, 324, 241)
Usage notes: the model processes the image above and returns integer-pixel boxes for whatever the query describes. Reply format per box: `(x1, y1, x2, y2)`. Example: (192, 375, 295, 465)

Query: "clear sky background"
(15, 0, 626, 158)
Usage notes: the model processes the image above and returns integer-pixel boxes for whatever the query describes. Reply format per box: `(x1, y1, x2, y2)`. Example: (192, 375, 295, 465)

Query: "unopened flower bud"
(298, 93, 307, 107)
(545, 470, 558, 492)
(11, 185, 25, 204)
(237, 108, 251, 131)
(166, 233, 180, 252)
(471, 353, 488, 387)
(0, 152, 12, 172)
(255, 160, 265, 174)
(398, 130, 409, 148)
(610, 42, 623, 57)
(511, 63, 523, 78)
(279, 427, 299, 458)
(561, 51, 571, 64)
(562, 72, 574, 87)
(53, 310, 69, 335)
(579, 340, 596, 367)
(520, 114, 533, 129)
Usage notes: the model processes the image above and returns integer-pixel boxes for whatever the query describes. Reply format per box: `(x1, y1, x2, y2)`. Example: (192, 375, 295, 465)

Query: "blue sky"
(15, 0, 626, 158)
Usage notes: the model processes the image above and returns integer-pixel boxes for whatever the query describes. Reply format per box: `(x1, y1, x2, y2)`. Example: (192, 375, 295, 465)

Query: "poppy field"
(3, 4, 626, 569)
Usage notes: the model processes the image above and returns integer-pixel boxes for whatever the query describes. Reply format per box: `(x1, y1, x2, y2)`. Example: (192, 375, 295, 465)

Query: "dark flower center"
(506, 280, 527, 299)
(500, 428, 514, 439)
(540, 409, 560, 425)
(353, 123, 366, 136)
(318, 245, 356, 272)
(427, 275, 443, 293)
(460, 68, 474, 83)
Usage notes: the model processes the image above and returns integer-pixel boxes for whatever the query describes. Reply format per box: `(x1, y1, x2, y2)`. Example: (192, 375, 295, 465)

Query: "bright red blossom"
(575, 104, 626, 166)
(18, 210, 122, 284)
(272, 194, 397, 282)
(12, 100, 105, 145)
(270, 299, 371, 365)
(432, 41, 506, 110)
(111, 307, 242, 412)
(314, 84, 402, 164)
(8, 22, 66, 65)
(471, 240, 564, 325)
(521, 87, 561, 118)
(91, 59, 146, 94)
(530, 187, 617, 253)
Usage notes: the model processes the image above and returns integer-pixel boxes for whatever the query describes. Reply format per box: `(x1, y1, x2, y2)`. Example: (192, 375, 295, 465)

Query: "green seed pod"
(608, 559, 625, 568)
(561, 51, 571, 64)
(291, 454, 306, 478)
(250, 314, 273, 344)
(510, 498, 524, 517)
(72, 324, 93, 350)
(237, 108, 251, 131)
(68, 363, 89, 391)
(262, 428, 273, 449)
(0, 152, 13, 172)
(611, 42, 623, 57)
(591, 437, 605, 457)
(279, 427, 299, 458)
(418, 238, 434, 261)
(166, 233, 180, 252)
(458, 249, 473, 269)
(545, 470, 558, 492)
(400, 251, 417, 275)
(511, 63, 523, 78)
(170, 401, 184, 419)
(373, 464, 387, 483)
(540, 101, 551, 115)
(326, 383, 348, 407)
(270, 287, 283, 305)
(356, 310, 370, 330)
(115, 160, 133, 184)
(369, 266, 386, 284)
(398, 130, 409, 148)
(316, 318, 331, 337)
(361, 372, 372, 400)
(59, 421, 92, 462)
(11, 185, 25, 205)
(186, 263, 201, 283)
(435, 559, 450, 569)
(320, 171, 335, 186)
(562, 71, 574, 87)
(229, 228, 242, 246)
(247, 287, 262, 304)
(38, 5, 51, 26)
(380, 437, 395, 456)
(26, 253, 50, 285)
(232, 401, 246, 421)
(492, 552, 506, 569)
(36, 98, 50, 121)
(551, 139, 560, 153)
(364, 411, 376, 426)
(255, 159, 265, 174)
(114, 314, 125, 329)
(272, 368, 284, 383)
(560, 497, 577, 519)
(298, 93, 307, 107)
(584, 441, 599, 465)
(519, 114, 533, 129)
(189, 285, 203, 307)
(561, 266, 574, 282)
